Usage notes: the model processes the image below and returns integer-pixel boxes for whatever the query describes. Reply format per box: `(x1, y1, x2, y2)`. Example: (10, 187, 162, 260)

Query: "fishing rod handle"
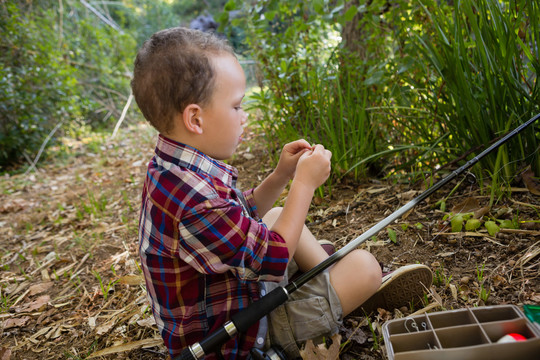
(175, 286, 289, 360)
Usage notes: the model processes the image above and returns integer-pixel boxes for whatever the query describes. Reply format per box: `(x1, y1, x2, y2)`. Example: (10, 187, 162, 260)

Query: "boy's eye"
(234, 106, 243, 111)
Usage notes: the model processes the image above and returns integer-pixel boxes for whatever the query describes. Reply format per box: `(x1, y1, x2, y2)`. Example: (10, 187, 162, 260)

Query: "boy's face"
(199, 54, 248, 160)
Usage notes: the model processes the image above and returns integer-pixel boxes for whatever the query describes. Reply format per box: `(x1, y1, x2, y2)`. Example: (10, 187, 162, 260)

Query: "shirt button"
(257, 337, 264, 345)
(261, 289, 266, 296)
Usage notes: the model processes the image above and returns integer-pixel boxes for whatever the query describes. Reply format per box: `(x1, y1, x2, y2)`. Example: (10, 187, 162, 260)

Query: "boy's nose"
(241, 110, 248, 124)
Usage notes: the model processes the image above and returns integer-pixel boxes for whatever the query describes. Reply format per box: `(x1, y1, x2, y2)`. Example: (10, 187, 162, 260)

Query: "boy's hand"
(295, 144, 332, 190)
(274, 139, 313, 180)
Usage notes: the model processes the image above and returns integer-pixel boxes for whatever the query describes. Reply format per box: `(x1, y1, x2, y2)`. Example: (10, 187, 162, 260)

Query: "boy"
(133, 27, 432, 359)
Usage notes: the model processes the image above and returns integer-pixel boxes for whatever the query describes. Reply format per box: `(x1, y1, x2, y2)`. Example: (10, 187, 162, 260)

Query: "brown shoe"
(360, 264, 433, 314)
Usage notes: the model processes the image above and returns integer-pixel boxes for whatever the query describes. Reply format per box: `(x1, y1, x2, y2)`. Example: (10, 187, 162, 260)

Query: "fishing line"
(474, 146, 540, 185)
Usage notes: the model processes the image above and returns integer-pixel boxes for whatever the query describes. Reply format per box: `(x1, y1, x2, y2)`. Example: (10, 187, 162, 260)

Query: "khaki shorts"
(264, 260, 343, 359)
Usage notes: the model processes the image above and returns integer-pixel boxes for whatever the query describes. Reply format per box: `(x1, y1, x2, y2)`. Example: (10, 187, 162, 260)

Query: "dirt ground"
(0, 122, 538, 360)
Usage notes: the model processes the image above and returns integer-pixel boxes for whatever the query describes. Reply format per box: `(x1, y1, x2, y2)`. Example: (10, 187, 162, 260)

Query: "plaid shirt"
(139, 135, 289, 359)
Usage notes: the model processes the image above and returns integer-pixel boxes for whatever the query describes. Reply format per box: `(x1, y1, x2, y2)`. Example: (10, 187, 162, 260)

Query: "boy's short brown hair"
(131, 27, 234, 134)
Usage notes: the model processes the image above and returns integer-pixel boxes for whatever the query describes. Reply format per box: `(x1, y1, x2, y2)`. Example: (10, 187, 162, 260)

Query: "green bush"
(411, 0, 540, 187)
(0, 1, 137, 169)
(222, 0, 408, 180)
(222, 0, 539, 189)
(0, 2, 80, 168)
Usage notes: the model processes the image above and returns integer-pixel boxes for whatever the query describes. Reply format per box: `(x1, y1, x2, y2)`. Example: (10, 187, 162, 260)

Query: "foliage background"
(222, 0, 539, 190)
(1, 0, 538, 192)
(0, 0, 225, 169)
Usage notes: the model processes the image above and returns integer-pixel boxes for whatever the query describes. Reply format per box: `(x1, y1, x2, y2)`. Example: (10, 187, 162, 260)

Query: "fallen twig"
(24, 120, 64, 175)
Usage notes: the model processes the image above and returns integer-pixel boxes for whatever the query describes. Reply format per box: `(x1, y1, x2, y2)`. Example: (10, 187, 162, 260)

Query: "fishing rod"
(176, 113, 540, 360)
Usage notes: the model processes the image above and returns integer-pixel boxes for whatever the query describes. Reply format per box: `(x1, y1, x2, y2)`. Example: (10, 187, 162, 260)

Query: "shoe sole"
(360, 265, 433, 314)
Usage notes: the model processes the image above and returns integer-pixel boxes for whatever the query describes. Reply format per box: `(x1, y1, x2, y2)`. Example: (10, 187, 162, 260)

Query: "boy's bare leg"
(263, 208, 328, 270)
(328, 249, 381, 315)
(263, 207, 382, 316)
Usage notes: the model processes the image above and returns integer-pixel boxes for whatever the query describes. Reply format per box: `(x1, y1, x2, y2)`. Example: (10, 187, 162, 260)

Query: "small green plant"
(421, 293, 430, 309)
(1, 285, 14, 312)
(87, 190, 108, 214)
(122, 190, 133, 212)
(366, 316, 381, 351)
(110, 264, 117, 277)
(433, 265, 453, 288)
(387, 228, 397, 244)
(64, 340, 98, 359)
(465, 218, 481, 231)
(92, 270, 118, 301)
(75, 205, 85, 221)
(69, 275, 82, 294)
(476, 264, 491, 303)
(25, 222, 34, 232)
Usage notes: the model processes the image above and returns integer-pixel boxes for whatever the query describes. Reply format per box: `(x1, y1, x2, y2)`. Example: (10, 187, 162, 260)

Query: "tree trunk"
(341, 0, 372, 60)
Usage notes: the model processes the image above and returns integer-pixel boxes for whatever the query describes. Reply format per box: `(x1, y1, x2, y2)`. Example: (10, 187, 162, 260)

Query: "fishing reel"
(250, 346, 288, 360)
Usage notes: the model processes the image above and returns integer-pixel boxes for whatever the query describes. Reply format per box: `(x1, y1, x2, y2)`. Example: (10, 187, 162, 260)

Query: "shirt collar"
(155, 134, 238, 186)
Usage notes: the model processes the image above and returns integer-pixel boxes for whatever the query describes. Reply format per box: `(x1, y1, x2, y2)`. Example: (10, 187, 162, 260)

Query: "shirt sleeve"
(242, 188, 260, 220)
(177, 196, 289, 282)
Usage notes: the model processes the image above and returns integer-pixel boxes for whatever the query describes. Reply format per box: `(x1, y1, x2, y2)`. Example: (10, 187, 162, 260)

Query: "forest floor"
(1, 121, 538, 360)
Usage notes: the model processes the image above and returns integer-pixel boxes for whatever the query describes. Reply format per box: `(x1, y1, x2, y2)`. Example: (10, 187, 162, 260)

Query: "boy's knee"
(262, 207, 283, 226)
(348, 249, 382, 288)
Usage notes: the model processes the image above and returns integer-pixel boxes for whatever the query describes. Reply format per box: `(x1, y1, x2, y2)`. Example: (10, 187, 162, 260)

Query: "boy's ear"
(182, 104, 203, 135)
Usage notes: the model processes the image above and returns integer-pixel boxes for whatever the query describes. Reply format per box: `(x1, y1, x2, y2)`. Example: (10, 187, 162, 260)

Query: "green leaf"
(388, 228, 397, 243)
(364, 70, 383, 86)
(264, 11, 277, 21)
(450, 215, 463, 232)
(313, 0, 324, 14)
(498, 219, 515, 229)
(344, 5, 358, 22)
(440, 201, 446, 212)
(218, 12, 229, 31)
(331, 4, 344, 15)
(224, 0, 236, 12)
(465, 218, 481, 231)
(485, 221, 500, 236)
(462, 213, 473, 221)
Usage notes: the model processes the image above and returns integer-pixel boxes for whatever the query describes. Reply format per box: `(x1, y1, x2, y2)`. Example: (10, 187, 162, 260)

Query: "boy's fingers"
(295, 139, 312, 148)
(311, 144, 324, 152)
(286, 139, 312, 154)
(311, 144, 332, 158)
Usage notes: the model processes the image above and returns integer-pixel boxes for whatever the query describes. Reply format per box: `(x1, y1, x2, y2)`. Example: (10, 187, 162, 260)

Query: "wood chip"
(410, 302, 441, 316)
(2, 316, 31, 329)
(41, 269, 50, 282)
(118, 274, 143, 285)
(14, 295, 50, 313)
(500, 228, 540, 236)
(0, 347, 11, 360)
(450, 284, 458, 301)
(29, 282, 53, 296)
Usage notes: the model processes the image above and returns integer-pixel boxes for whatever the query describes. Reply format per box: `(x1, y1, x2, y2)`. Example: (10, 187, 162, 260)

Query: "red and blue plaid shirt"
(139, 135, 289, 359)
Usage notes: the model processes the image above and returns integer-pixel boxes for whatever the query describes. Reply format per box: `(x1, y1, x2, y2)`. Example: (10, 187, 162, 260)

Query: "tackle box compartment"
(382, 305, 540, 360)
